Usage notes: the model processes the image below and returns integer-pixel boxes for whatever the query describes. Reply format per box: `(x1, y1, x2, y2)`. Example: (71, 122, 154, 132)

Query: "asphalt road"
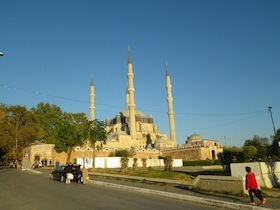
(0, 168, 224, 210)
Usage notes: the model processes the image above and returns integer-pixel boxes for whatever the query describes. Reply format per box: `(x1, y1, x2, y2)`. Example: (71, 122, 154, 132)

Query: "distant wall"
(230, 162, 280, 188)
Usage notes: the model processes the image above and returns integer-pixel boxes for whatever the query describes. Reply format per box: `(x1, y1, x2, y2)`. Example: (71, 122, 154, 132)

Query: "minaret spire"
(165, 60, 169, 76)
(128, 46, 132, 64)
(89, 73, 95, 121)
(165, 62, 176, 142)
(127, 47, 136, 139)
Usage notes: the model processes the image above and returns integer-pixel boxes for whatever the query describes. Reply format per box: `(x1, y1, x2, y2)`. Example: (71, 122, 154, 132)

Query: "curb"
(23, 169, 43, 174)
(88, 179, 273, 210)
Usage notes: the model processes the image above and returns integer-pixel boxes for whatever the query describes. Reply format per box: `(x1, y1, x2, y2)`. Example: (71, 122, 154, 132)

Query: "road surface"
(0, 168, 224, 210)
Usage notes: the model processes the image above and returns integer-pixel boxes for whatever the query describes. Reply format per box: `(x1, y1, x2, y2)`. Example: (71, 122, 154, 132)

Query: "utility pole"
(268, 107, 276, 136)
(268, 106, 280, 156)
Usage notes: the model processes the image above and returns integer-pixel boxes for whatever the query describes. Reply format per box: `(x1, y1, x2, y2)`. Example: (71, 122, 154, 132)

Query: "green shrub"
(183, 160, 217, 166)
(115, 149, 129, 157)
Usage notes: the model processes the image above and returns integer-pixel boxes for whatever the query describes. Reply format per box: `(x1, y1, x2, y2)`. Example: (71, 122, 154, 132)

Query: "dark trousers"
(249, 189, 263, 202)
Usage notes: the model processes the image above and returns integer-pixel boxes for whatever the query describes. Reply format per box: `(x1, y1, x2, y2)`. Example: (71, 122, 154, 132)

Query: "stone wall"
(193, 175, 246, 195)
(230, 162, 280, 188)
(162, 146, 222, 161)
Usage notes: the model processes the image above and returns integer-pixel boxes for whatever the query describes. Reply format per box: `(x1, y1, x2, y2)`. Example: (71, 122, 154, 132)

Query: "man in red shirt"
(245, 166, 266, 205)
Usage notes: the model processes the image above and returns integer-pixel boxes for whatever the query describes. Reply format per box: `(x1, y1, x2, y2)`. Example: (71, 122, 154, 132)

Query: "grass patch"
(177, 169, 230, 177)
(90, 167, 194, 182)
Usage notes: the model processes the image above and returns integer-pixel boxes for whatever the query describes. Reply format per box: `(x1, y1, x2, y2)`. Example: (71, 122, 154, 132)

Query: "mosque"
(89, 48, 177, 151)
(22, 49, 223, 166)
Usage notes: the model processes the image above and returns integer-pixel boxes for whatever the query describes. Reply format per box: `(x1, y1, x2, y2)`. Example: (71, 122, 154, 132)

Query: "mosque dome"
(187, 134, 203, 143)
(120, 109, 146, 118)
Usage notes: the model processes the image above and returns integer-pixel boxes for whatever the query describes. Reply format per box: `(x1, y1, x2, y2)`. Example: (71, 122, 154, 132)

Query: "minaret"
(89, 74, 95, 121)
(165, 62, 176, 142)
(127, 47, 136, 139)
(125, 86, 129, 109)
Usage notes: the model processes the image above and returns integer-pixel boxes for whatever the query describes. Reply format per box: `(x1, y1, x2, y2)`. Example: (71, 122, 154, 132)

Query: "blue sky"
(0, 0, 279, 147)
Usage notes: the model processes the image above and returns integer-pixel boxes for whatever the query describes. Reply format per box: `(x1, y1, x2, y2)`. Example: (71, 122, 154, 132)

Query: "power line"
(0, 83, 268, 116)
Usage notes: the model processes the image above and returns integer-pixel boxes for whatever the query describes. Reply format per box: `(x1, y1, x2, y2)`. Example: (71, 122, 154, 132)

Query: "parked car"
(50, 164, 83, 183)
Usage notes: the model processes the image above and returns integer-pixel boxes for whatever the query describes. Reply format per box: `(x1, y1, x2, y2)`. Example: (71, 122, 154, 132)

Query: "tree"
(88, 119, 107, 169)
(244, 135, 269, 159)
(141, 158, 147, 169)
(54, 112, 89, 164)
(31, 103, 88, 164)
(121, 157, 129, 172)
(0, 104, 43, 160)
(31, 102, 64, 144)
(243, 145, 258, 161)
(269, 128, 280, 160)
(218, 146, 245, 167)
(133, 158, 138, 171)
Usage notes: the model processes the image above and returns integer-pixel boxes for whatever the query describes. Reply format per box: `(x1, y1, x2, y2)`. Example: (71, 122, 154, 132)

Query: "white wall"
(77, 157, 183, 169)
(230, 162, 280, 188)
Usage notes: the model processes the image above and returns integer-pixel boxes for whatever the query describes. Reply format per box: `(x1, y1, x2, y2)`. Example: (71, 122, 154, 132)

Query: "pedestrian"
(64, 162, 73, 184)
(81, 166, 89, 184)
(245, 166, 266, 205)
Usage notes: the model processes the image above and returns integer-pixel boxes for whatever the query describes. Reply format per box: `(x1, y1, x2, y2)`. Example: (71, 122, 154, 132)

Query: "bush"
(164, 155, 173, 171)
(183, 160, 217, 166)
(121, 157, 129, 172)
(115, 150, 129, 157)
(115, 149, 135, 157)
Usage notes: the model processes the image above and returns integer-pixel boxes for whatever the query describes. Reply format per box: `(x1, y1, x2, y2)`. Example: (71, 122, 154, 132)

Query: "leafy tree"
(0, 104, 43, 160)
(244, 135, 269, 159)
(31, 103, 88, 163)
(218, 146, 245, 167)
(243, 145, 257, 161)
(54, 112, 88, 164)
(88, 119, 107, 169)
(31, 102, 64, 143)
(269, 128, 280, 160)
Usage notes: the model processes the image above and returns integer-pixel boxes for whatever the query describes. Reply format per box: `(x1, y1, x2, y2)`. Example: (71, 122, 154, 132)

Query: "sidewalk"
(89, 172, 280, 210)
